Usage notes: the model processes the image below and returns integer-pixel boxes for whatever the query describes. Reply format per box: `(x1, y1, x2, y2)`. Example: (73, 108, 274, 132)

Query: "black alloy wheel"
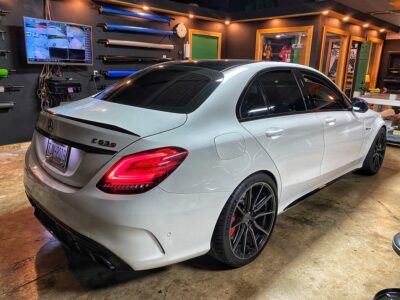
(357, 127, 387, 176)
(371, 130, 386, 173)
(211, 173, 277, 268)
(229, 183, 276, 259)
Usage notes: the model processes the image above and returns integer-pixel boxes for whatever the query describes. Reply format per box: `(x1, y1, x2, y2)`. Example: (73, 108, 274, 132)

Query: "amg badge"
(91, 138, 117, 148)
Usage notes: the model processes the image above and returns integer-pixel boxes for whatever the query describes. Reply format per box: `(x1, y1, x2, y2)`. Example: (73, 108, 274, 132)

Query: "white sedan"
(24, 60, 386, 270)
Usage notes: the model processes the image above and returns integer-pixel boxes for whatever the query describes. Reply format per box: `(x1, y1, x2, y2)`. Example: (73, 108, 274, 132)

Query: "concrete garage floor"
(0, 147, 399, 300)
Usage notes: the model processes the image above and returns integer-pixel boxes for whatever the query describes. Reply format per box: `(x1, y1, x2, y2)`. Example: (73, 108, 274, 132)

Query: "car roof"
(165, 60, 256, 72)
(163, 60, 322, 75)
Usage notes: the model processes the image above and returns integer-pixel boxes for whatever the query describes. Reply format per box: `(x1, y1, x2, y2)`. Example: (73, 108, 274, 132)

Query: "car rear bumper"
(28, 195, 130, 270)
(24, 146, 230, 270)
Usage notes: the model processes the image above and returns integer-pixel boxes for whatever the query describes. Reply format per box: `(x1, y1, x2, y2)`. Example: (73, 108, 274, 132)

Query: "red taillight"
(97, 147, 188, 194)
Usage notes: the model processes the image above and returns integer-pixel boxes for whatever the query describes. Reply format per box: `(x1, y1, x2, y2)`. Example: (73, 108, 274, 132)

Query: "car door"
(238, 69, 324, 205)
(298, 70, 365, 176)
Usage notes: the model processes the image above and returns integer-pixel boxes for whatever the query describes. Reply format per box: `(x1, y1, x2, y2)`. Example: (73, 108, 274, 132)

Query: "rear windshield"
(96, 64, 224, 114)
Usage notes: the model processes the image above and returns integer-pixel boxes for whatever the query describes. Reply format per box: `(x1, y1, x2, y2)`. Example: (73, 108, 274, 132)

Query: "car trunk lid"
(33, 98, 187, 188)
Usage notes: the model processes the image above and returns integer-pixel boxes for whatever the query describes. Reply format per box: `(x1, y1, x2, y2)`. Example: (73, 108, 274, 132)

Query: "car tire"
(357, 127, 387, 176)
(210, 173, 277, 268)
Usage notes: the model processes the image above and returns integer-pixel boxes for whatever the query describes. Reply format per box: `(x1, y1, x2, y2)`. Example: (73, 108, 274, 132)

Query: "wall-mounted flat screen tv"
(24, 17, 93, 66)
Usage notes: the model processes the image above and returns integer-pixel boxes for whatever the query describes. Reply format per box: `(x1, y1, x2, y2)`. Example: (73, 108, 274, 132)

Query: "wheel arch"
(213, 169, 280, 227)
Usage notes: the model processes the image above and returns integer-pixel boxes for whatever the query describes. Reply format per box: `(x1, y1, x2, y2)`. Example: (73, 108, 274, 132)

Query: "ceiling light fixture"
(363, 23, 369, 28)
(380, 28, 386, 32)
(225, 20, 231, 25)
(189, 14, 194, 19)
(342, 16, 350, 21)
(143, 5, 149, 11)
(322, 10, 329, 15)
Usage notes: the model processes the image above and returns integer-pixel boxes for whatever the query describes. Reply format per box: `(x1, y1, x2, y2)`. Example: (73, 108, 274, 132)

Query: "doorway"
(319, 27, 350, 90)
(344, 36, 366, 97)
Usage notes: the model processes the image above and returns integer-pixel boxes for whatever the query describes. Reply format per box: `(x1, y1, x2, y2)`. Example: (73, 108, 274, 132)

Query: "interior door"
(238, 70, 324, 205)
(299, 71, 365, 175)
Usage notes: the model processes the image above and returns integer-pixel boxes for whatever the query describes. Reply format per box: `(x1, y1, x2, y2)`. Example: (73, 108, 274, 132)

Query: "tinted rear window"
(96, 65, 223, 113)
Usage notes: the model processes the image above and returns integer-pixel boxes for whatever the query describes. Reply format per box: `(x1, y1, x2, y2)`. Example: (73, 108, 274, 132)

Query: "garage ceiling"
(333, 0, 400, 26)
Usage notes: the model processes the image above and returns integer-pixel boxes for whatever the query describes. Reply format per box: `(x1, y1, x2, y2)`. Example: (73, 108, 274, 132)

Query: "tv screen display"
(24, 17, 93, 66)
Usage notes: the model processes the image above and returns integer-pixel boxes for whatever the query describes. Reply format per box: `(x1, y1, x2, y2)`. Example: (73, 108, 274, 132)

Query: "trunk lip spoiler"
(35, 126, 118, 155)
(45, 109, 140, 137)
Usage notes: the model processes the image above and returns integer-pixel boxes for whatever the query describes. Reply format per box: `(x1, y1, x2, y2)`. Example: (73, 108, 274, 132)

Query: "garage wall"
(0, 0, 227, 146)
(225, 15, 386, 70)
(225, 16, 323, 68)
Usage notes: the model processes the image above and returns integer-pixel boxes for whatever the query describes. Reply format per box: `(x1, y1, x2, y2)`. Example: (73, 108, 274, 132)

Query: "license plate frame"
(45, 139, 71, 172)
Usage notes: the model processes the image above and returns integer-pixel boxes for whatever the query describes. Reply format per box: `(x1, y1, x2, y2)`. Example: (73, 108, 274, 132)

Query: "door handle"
(325, 117, 336, 126)
(265, 128, 284, 138)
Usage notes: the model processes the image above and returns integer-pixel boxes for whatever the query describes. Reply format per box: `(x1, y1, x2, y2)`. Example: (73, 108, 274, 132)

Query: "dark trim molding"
(35, 127, 117, 155)
(45, 110, 139, 137)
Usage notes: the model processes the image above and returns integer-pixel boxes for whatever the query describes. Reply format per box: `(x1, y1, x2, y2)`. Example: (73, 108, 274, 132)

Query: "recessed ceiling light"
(322, 10, 329, 15)
(143, 5, 149, 11)
(380, 28, 386, 32)
(189, 14, 194, 19)
(363, 23, 369, 28)
(343, 16, 350, 21)
(225, 20, 231, 25)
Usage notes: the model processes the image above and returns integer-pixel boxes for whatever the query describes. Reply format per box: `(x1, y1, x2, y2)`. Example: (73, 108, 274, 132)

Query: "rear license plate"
(45, 139, 70, 172)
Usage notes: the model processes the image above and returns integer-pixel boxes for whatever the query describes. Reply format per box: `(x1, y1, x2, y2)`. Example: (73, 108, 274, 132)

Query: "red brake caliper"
(229, 215, 237, 237)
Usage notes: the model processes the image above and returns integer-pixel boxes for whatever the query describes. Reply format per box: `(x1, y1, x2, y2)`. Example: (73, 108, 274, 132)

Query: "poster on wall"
(348, 44, 359, 74)
(327, 42, 341, 78)
(261, 33, 305, 64)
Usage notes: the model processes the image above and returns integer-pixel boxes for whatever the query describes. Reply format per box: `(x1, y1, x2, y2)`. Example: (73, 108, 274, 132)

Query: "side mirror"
(351, 97, 369, 113)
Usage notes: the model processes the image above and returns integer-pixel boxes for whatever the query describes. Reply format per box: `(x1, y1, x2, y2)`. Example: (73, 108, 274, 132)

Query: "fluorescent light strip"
(99, 6, 172, 23)
(102, 39, 174, 50)
(103, 23, 173, 36)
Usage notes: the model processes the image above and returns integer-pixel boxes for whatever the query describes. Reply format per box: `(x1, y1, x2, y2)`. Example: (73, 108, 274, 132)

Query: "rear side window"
(258, 70, 306, 115)
(239, 80, 269, 119)
(96, 65, 223, 114)
(301, 73, 350, 110)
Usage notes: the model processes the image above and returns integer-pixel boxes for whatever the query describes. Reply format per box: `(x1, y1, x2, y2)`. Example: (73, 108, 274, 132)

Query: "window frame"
(237, 78, 270, 121)
(295, 69, 352, 112)
(236, 67, 309, 122)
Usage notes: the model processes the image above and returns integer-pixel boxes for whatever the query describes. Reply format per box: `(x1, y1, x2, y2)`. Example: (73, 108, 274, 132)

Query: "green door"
(354, 41, 372, 93)
(191, 34, 219, 60)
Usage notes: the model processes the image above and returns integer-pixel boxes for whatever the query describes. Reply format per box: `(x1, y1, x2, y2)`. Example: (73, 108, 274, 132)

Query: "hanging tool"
(0, 50, 11, 59)
(0, 10, 9, 21)
(99, 55, 173, 63)
(0, 101, 15, 112)
(0, 69, 15, 77)
(0, 85, 24, 92)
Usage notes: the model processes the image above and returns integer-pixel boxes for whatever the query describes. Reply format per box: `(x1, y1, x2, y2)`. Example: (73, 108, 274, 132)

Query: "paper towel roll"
(184, 42, 191, 59)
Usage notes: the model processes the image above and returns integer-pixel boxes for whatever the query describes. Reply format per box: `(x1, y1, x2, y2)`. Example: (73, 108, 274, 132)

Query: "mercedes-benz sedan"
(24, 60, 386, 270)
